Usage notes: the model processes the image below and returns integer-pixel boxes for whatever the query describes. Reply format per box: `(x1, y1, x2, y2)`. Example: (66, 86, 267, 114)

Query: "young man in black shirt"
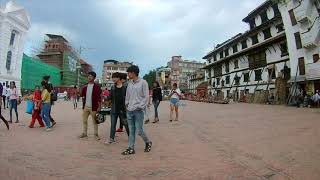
(106, 72, 129, 144)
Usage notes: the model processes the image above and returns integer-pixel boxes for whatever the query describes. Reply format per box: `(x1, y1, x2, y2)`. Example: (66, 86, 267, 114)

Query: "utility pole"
(76, 46, 95, 88)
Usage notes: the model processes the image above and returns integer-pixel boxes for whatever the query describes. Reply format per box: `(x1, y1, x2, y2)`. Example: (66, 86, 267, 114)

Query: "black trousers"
(2, 96, 6, 109)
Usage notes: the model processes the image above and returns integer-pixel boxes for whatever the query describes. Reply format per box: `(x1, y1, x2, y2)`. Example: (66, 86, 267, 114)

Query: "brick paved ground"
(0, 101, 320, 180)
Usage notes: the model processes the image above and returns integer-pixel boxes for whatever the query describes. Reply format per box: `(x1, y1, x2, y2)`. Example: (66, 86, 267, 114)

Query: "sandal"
(122, 148, 135, 155)
(144, 142, 152, 152)
(144, 119, 150, 124)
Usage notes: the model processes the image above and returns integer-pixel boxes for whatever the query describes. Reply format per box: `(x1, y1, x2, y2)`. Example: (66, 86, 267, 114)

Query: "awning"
(306, 62, 320, 80)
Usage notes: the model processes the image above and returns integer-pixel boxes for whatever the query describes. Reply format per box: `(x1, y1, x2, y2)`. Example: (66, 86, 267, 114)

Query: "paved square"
(0, 101, 320, 180)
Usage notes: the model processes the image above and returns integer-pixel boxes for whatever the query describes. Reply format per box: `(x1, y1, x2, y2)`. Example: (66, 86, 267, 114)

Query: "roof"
(242, 0, 272, 22)
(104, 59, 118, 64)
(0, 0, 31, 29)
(46, 34, 69, 43)
(2, 0, 23, 13)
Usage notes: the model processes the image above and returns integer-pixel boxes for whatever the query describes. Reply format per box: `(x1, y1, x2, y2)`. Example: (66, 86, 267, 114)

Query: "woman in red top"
(29, 86, 45, 128)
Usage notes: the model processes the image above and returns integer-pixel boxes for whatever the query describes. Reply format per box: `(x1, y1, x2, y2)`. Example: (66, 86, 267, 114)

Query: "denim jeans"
(127, 110, 150, 149)
(153, 100, 160, 118)
(9, 99, 18, 122)
(41, 103, 51, 128)
(110, 112, 129, 139)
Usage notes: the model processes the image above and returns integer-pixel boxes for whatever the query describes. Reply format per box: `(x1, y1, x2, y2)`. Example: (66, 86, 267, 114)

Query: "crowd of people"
(0, 64, 187, 155)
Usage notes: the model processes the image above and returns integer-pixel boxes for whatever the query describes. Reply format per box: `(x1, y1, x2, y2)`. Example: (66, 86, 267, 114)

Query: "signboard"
(306, 63, 320, 80)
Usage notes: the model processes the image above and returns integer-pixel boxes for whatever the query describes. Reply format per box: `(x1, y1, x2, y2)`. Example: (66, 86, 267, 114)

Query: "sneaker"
(15, 120, 19, 123)
(144, 141, 152, 152)
(95, 135, 101, 141)
(45, 128, 52, 132)
(78, 134, 88, 139)
(116, 128, 123, 132)
(122, 148, 135, 155)
(105, 139, 116, 144)
(52, 121, 57, 127)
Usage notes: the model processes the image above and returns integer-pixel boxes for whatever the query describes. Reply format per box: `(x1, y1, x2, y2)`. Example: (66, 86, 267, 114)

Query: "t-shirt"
(171, 88, 181, 100)
(114, 87, 124, 113)
(42, 89, 51, 103)
(9, 88, 18, 100)
(85, 84, 94, 108)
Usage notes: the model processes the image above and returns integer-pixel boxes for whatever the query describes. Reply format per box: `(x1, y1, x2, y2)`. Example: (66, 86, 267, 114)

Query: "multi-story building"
(80, 59, 93, 76)
(278, 0, 320, 95)
(187, 69, 206, 94)
(203, 0, 290, 102)
(155, 66, 171, 90)
(0, 0, 30, 94)
(37, 34, 87, 87)
(102, 60, 132, 89)
(167, 56, 205, 91)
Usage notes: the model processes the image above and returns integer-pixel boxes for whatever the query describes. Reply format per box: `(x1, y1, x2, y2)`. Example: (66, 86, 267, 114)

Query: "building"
(21, 54, 61, 92)
(187, 69, 205, 94)
(155, 66, 171, 90)
(203, 0, 289, 103)
(167, 56, 205, 91)
(80, 59, 93, 76)
(37, 34, 87, 87)
(0, 0, 30, 93)
(102, 60, 132, 89)
(278, 0, 320, 95)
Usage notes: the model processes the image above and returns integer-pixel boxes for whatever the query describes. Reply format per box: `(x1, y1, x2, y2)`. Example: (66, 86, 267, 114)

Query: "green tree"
(143, 70, 156, 88)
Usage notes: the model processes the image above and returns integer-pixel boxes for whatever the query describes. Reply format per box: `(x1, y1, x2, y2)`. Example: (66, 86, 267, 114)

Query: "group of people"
(0, 81, 20, 130)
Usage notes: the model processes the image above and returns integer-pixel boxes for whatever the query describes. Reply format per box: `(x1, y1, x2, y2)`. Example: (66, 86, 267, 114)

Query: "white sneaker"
(45, 128, 52, 132)
(105, 139, 116, 144)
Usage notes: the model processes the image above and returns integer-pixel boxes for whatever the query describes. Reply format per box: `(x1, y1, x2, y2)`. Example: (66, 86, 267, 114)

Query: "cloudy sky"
(16, 0, 265, 76)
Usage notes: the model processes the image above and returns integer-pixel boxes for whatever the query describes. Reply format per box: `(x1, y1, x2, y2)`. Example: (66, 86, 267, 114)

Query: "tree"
(143, 70, 156, 88)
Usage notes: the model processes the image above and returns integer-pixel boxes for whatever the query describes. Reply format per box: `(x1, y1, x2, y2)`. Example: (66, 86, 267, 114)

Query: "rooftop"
(242, 0, 272, 22)
(46, 34, 69, 43)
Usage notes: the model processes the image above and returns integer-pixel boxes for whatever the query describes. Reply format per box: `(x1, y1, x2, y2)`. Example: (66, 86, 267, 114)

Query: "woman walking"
(146, 81, 162, 124)
(8, 81, 19, 123)
(169, 83, 181, 122)
(41, 81, 52, 131)
(71, 86, 78, 109)
(29, 86, 45, 128)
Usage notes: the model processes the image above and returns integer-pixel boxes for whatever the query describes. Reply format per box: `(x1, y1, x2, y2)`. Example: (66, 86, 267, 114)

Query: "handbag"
(26, 100, 34, 114)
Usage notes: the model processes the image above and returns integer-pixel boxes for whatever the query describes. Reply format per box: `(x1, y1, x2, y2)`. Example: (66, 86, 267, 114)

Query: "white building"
(102, 60, 132, 89)
(187, 69, 205, 94)
(0, 0, 30, 93)
(278, 0, 320, 94)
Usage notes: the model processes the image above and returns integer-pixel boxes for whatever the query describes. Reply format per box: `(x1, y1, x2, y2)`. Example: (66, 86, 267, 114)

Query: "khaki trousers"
(82, 106, 98, 136)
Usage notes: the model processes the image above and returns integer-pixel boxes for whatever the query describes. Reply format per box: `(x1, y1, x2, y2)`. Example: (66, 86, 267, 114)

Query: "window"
(298, 57, 305, 75)
(244, 72, 250, 82)
(272, 4, 280, 15)
(216, 78, 220, 86)
(263, 28, 272, 39)
(213, 55, 217, 61)
(241, 40, 247, 49)
(226, 76, 230, 84)
(289, 9, 297, 26)
(248, 50, 267, 69)
(9, 32, 16, 46)
(6, 51, 12, 70)
(268, 68, 276, 79)
(280, 42, 289, 57)
(232, 45, 238, 53)
(294, 32, 302, 49)
(249, 20, 256, 29)
(234, 59, 239, 69)
(225, 62, 229, 73)
(276, 23, 284, 33)
(260, 11, 268, 23)
(221, 79, 225, 87)
(255, 69, 262, 81)
(225, 49, 229, 57)
(219, 51, 224, 59)
(251, 34, 259, 45)
(234, 75, 240, 85)
(313, 54, 319, 63)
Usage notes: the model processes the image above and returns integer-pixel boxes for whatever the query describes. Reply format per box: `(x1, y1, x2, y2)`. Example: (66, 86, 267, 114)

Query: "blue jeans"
(110, 112, 129, 139)
(41, 103, 51, 128)
(153, 100, 160, 118)
(9, 99, 18, 122)
(127, 110, 150, 149)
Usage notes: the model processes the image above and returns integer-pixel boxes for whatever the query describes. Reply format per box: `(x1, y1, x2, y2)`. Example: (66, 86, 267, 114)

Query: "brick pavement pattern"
(0, 101, 320, 180)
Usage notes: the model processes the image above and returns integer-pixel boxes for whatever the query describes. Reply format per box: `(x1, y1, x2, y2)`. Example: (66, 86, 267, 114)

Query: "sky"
(15, 0, 265, 77)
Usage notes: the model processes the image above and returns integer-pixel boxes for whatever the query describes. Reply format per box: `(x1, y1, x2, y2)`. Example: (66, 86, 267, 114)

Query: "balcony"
(301, 18, 320, 48)
(294, 1, 312, 23)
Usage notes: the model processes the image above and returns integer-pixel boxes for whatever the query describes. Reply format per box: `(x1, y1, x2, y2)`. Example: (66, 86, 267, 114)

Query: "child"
(29, 86, 45, 128)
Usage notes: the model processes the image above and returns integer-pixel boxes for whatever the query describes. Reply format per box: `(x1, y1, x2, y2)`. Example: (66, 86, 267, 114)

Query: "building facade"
(0, 0, 30, 93)
(155, 66, 171, 90)
(187, 69, 205, 94)
(203, 0, 290, 103)
(37, 34, 87, 87)
(21, 54, 61, 92)
(167, 56, 205, 91)
(102, 60, 132, 89)
(278, 0, 320, 95)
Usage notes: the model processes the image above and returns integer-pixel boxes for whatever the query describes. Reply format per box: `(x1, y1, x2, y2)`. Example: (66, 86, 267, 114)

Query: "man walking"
(79, 71, 102, 140)
(122, 65, 152, 155)
(106, 72, 129, 144)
